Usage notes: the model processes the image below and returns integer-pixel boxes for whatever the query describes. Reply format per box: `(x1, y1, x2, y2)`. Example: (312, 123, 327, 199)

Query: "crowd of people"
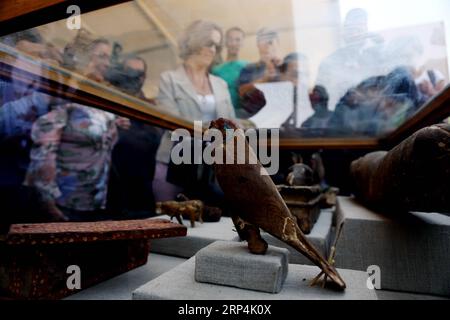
(0, 11, 447, 224)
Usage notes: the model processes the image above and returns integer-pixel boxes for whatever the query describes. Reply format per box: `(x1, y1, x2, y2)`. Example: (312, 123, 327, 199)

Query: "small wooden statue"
(156, 200, 203, 228)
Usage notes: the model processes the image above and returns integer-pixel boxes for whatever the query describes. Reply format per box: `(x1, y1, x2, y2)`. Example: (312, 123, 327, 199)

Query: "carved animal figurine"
(176, 194, 223, 222)
(351, 123, 450, 215)
(155, 200, 204, 227)
(287, 154, 314, 186)
(209, 118, 346, 290)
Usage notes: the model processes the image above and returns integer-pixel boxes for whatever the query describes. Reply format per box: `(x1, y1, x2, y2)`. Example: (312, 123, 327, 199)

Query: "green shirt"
(212, 60, 248, 112)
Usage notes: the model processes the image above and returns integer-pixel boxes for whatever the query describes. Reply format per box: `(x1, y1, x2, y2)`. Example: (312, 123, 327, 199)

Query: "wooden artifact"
(156, 199, 204, 228)
(176, 194, 222, 222)
(0, 219, 186, 299)
(351, 123, 450, 214)
(210, 118, 346, 290)
(281, 153, 323, 233)
(277, 185, 322, 234)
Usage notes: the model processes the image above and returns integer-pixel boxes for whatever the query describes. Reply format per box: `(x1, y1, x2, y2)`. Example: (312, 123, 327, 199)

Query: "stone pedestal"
(334, 196, 450, 297)
(149, 216, 236, 258)
(195, 241, 289, 293)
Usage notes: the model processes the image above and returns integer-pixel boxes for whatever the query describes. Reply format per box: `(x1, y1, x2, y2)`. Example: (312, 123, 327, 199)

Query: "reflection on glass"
(0, 0, 449, 224)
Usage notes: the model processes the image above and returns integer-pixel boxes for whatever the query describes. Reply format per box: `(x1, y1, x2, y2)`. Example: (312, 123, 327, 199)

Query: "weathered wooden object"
(351, 123, 450, 215)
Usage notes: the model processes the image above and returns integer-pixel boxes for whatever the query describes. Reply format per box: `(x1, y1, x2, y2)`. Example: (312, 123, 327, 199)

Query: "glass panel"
(3, 0, 450, 137)
(2, 0, 449, 138)
(0, 0, 449, 223)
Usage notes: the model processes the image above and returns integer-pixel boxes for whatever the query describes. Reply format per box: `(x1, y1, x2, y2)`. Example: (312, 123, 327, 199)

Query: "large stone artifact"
(351, 123, 450, 215)
(210, 118, 346, 290)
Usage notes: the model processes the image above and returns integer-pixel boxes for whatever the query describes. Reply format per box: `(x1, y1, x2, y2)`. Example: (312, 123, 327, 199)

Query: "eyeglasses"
(203, 40, 222, 51)
(92, 53, 111, 61)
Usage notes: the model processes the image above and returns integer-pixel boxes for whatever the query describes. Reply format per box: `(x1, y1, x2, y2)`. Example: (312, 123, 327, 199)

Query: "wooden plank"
(279, 137, 380, 150)
(6, 219, 186, 245)
(0, 0, 131, 37)
(1, 239, 151, 299)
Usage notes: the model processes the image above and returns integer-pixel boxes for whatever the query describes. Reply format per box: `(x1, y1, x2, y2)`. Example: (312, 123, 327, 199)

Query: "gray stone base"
(195, 241, 289, 293)
(133, 243, 378, 300)
(149, 216, 237, 258)
(334, 196, 450, 297)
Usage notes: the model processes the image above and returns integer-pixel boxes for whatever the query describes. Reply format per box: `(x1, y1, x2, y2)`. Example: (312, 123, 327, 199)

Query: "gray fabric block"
(377, 290, 449, 300)
(149, 216, 237, 258)
(65, 253, 186, 300)
(334, 197, 450, 297)
(259, 209, 334, 265)
(133, 253, 377, 300)
(195, 241, 289, 293)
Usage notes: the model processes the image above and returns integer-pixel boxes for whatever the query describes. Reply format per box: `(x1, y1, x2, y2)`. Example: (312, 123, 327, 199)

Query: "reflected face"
(226, 30, 244, 56)
(257, 38, 279, 61)
(196, 29, 222, 67)
(88, 42, 112, 80)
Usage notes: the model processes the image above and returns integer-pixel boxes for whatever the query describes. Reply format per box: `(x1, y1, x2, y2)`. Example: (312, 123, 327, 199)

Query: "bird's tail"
(285, 227, 346, 290)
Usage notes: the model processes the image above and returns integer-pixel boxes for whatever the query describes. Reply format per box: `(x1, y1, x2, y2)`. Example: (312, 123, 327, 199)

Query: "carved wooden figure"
(209, 118, 346, 290)
(156, 200, 204, 227)
(351, 123, 450, 215)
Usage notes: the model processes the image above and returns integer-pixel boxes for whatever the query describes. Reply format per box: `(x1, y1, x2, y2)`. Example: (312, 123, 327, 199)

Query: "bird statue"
(209, 118, 346, 290)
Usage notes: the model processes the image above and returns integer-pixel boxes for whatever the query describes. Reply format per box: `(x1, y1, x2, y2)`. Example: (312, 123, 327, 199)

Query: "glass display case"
(1, 0, 449, 221)
(1, 0, 450, 301)
(0, 0, 449, 219)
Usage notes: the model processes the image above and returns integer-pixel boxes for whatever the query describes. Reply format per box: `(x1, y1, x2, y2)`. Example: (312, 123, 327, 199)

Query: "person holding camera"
(237, 27, 283, 118)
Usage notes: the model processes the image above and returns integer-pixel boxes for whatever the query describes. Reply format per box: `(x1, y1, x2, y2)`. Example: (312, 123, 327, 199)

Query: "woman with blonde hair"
(153, 20, 236, 202)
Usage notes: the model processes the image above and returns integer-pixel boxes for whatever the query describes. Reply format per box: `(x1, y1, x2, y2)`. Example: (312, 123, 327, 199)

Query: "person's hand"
(43, 200, 69, 222)
(240, 85, 266, 116)
(260, 59, 279, 82)
(115, 117, 131, 130)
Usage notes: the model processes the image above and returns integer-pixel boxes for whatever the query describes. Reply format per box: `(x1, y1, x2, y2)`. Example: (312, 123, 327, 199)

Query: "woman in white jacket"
(153, 20, 236, 202)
